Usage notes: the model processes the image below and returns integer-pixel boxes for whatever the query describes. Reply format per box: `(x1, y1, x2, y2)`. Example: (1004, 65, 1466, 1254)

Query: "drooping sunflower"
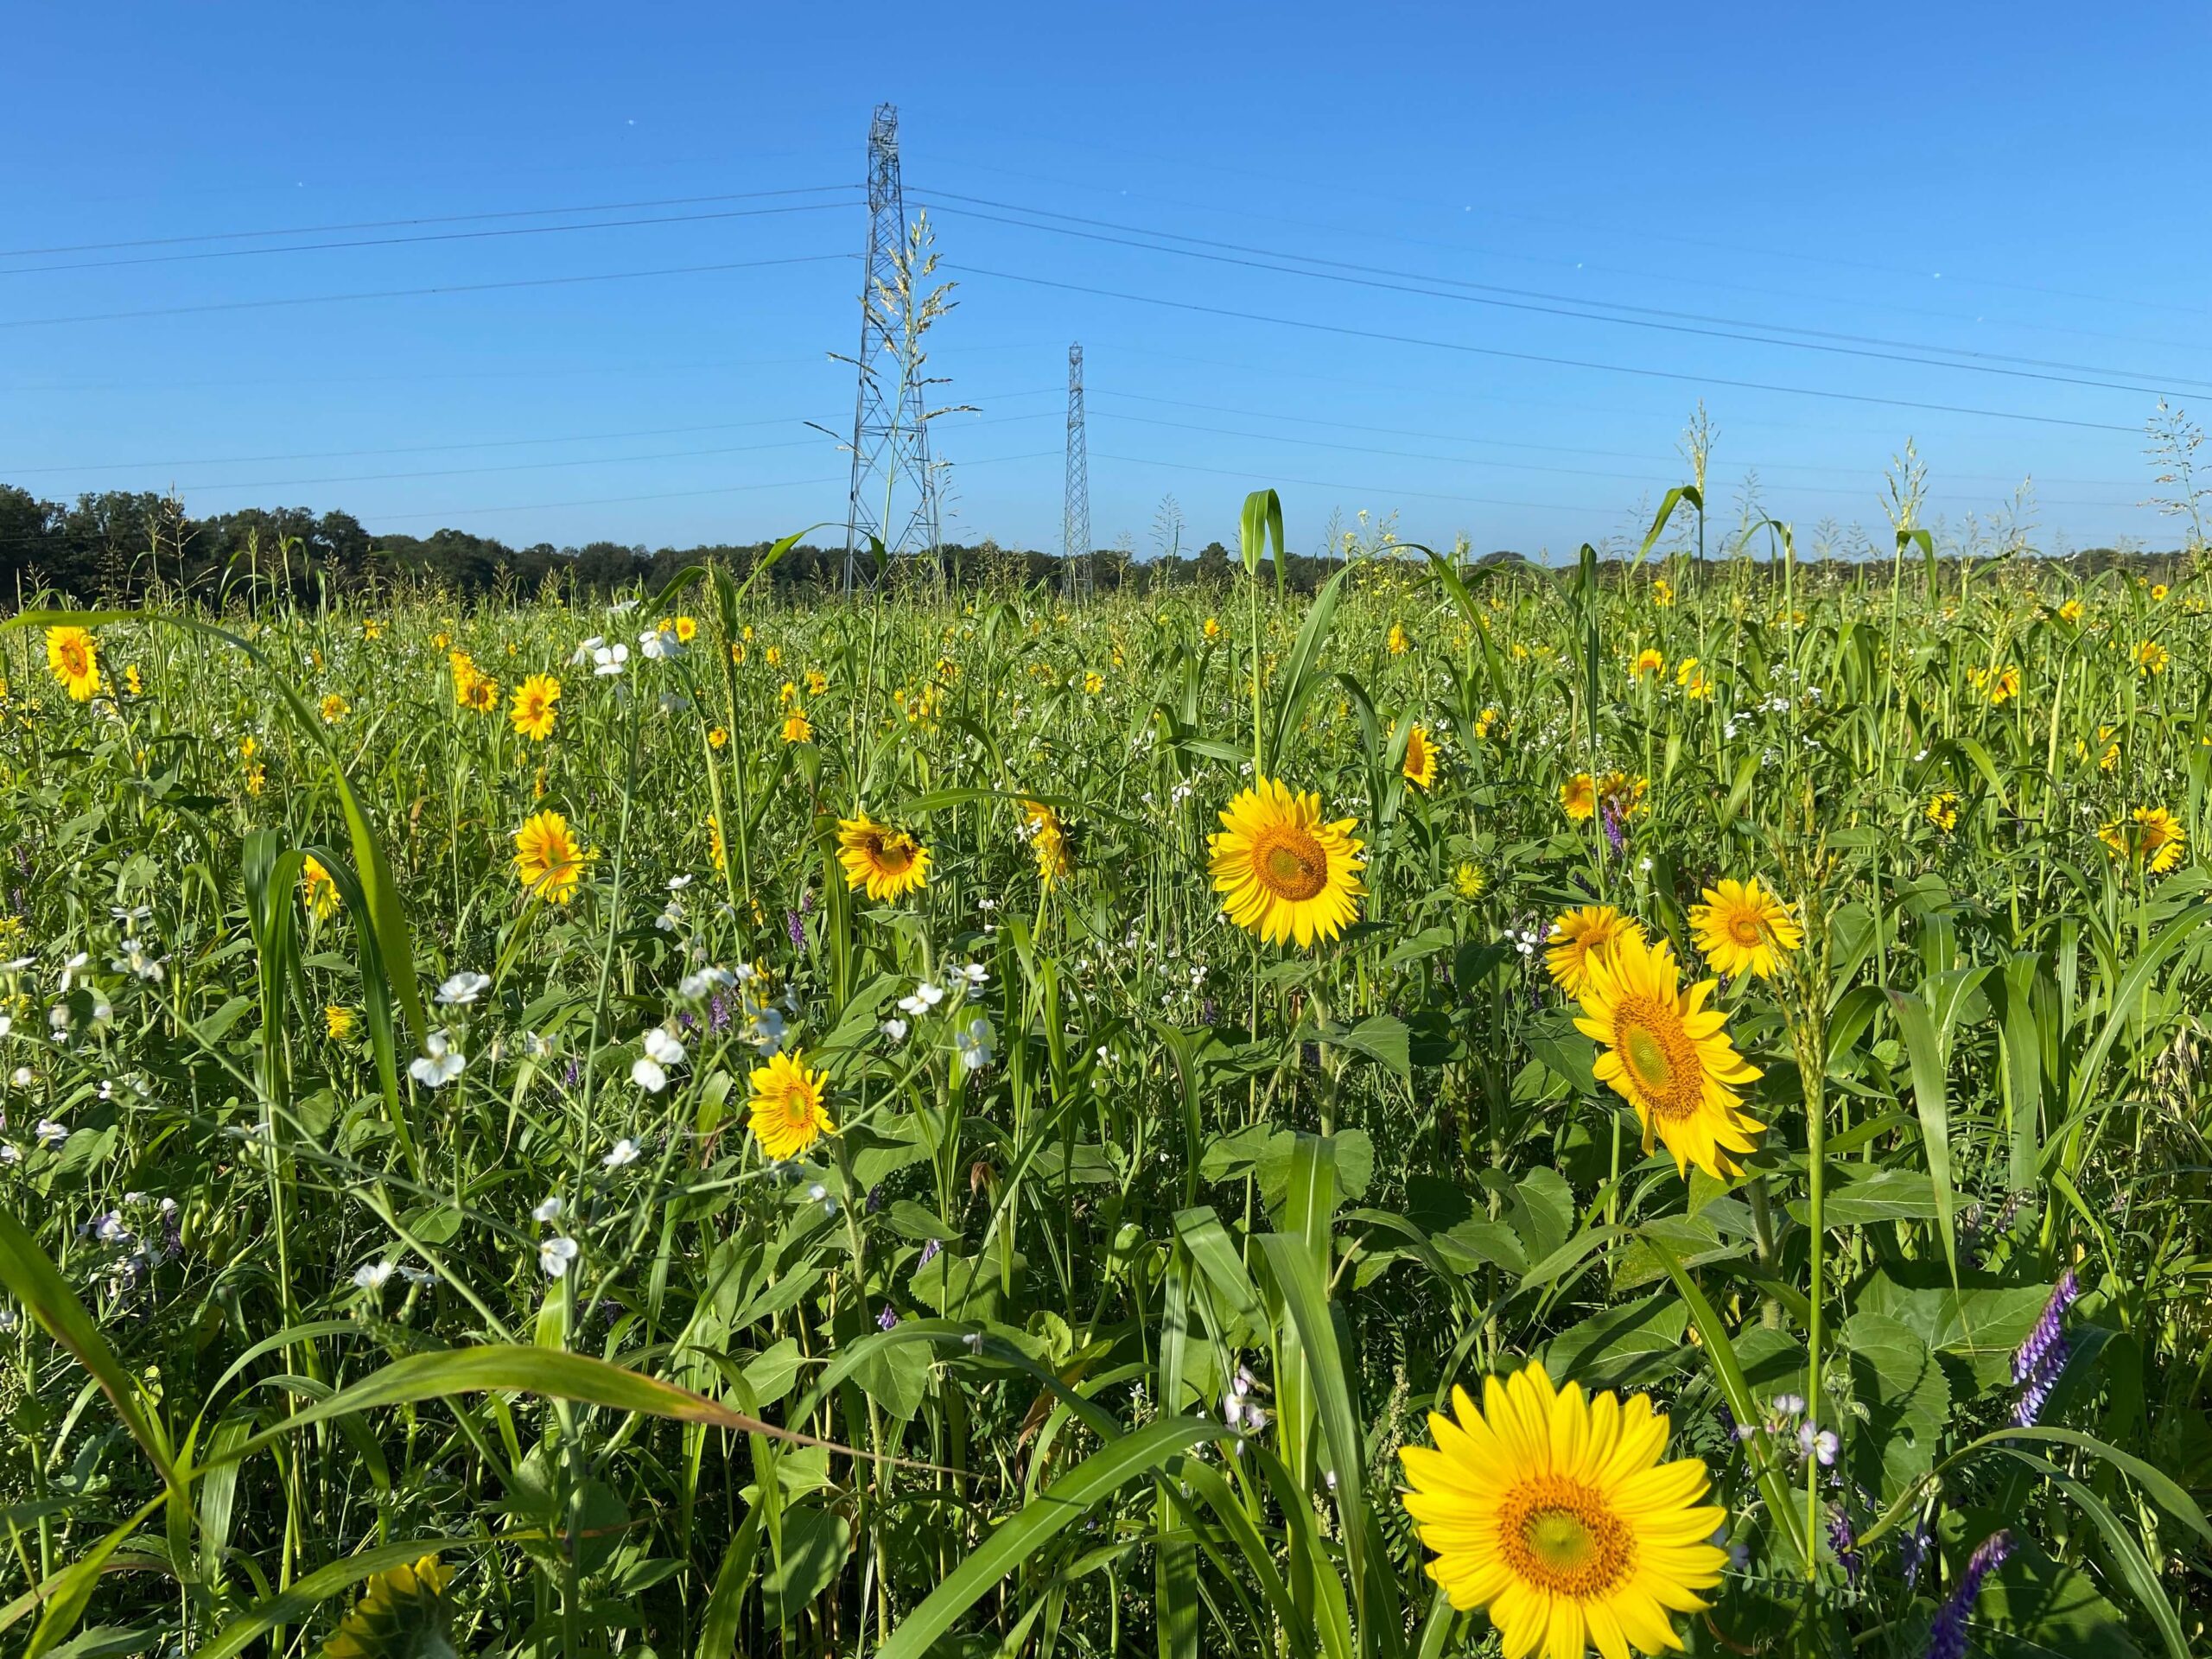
(1688, 878, 1802, 982)
(510, 673, 560, 742)
(1022, 798, 1073, 889)
(836, 814, 931, 901)
(1209, 779, 1366, 948)
(513, 810, 588, 905)
(1545, 906, 1645, 998)
(748, 1051, 835, 1160)
(1575, 933, 1764, 1179)
(1399, 1360, 1728, 1659)
(320, 1552, 454, 1659)
(46, 626, 101, 702)
(2100, 806, 2186, 875)
(1402, 726, 1440, 792)
(301, 855, 341, 923)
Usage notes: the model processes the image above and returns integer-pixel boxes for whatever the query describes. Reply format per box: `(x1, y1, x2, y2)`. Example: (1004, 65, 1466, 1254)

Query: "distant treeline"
(0, 484, 2193, 609)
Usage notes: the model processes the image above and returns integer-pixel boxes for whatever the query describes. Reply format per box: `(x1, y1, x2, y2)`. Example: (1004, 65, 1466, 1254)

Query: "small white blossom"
(897, 982, 946, 1017)
(631, 1058, 668, 1094)
(532, 1196, 564, 1223)
(643, 1027, 686, 1067)
(35, 1120, 67, 1148)
(539, 1236, 580, 1278)
(880, 1017, 909, 1044)
(957, 963, 988, 988)
(353, 1262, 395, 1290)
(955, 1015, 995, 1072)
(603, 1138, 641, 1169)
(592, 642, 630, 677)
(409, 1030, 465, 1089)
(435, 971, 490, 1007)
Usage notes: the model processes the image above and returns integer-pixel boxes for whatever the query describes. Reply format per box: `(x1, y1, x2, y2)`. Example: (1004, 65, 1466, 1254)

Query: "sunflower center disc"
(1624, 1024, 1674, 1094)
(1499, 1476, 1632, 1598)
(1729, 914, 1763, 947)
(1256, 830, 1328, 901)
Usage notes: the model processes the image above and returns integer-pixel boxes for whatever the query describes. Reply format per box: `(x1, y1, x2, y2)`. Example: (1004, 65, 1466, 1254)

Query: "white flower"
(435, 971, 490, 1007)
(955, 1014, 995, 1071)
(677, 966, 734, 1000)
(353, 1262, 395, 1290)
(608, 597, 639, 614)
(639, 626, 684, 662)
(880, 1017, 909, 1043)
(113, 939, 164, 982)
(93, 1212, 129, 1243)
(897, 982, 946, 1017)
(35, 1120, 67, 1148)
(0, 1015, 11, 1039)
(668, 874, 693, 891)
(532, 1196, 564, 1223)
(409, 1030, 465, 1089)
(957, 963, 988, 988)
(10, 1067, 32, 1087)
(603, 1138, 641, 1169)
(398, 1266, 437, 1286)
(539, 1236, 579, 1278)
(592, 642, 630, 677)
(88, 995, 111, 1027)
(0, 1146, 17, 1166)
(631, 1057, 668, 1094)
(747, 1006, 788, 1055)
(59, 952, 90, 992)
(643, 1027, 686, 1067)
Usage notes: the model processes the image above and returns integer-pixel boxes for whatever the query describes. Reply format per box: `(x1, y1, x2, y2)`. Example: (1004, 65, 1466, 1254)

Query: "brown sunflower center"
(1250, 823, 1328, 901)
(1497, 1474, 1633, 1599)
(868, 833, 918, 875)
(1614, 995, 1704, 1120)
(60, 643, 88, 676)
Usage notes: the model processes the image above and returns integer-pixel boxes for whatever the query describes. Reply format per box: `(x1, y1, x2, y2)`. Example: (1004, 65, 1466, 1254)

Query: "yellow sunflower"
(1560, 773, 1599, 823)
(748, 1051, 836, 1160)
(461, 673, 500, 714)
(301, 855, 341, 922)
(2134, 639, 2170, 677)
(1399, 1360, 1727, 1659)
(319, 694, 349, 725)
(836, 814, 931, 901)
(783, 710, 814, 744)
(510, 674, 560, 742)
(1388, 622, 1411, 656)
(1023, 798, 1072, 889)
(1924, 791, 1960, 834)
(1402, 726, 1440, 791)
(1688, 878, 1802, 981)
(325, 1004, 358, 1040)
(1575, 933, 1764, 1179)
(46, 626, 101, 701)
(513, 810, 588, 904)
(1452, 861, 1488, 901)
(321, 1552, 453, 1659)
(2100, 806, 2186, 874)
(1630, 649, 1663, 679)
(1545, 906, 1645, 999)
(2057, 598, 2085, 625)
(1208, 779, 1365, 948)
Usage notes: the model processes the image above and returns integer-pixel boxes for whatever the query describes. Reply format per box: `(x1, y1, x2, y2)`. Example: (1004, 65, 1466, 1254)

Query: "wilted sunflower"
(510, 674, 560, 741)
(301, 855, 341, 922)
(748, 1051, 835, 1160)
(1575, 933, 1764, 1179)
(1209, 779, 1365, 948)
(1402, 726, 1440, 791)
(836, 814, 930, 901)
(320, 1552, 453, 1659)
(513, 810, 588, 904)
(1399, 1360, 1727, 1659)
(46, 626, 101, 702)
(1688, 878, 1802, 981)
(1545, 906, 1645, 998)
(2100, 806, 2186, 874)
(1022, 799, 1072, 889)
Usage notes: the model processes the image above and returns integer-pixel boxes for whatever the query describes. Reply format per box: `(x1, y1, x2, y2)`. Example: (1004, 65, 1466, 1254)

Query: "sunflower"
(506, 674, 559, 741)
(805, 668, 829, 695)
(1209, 779, 1366, 948)
(321, 1553, 454, 1659)
(2100, 806, 2186, 874)
(1399, 1360, 1727, 1659)
(783, 711, 814, 744)
(705, 812, 727, 874)
(1388, 622, 1411, 656)
(1688, 878, 1802, 981)
(836, 814, 931, 901)
(1546, 906, 1645, 998)
(461, 673, 500, 714)
(1630, 649, 1663, 679)
(1560, 773, 1599, 823)
(46, 626, 101, 702)
(301, 855, 341, 922)
(1575, 933, 1764, 1180)
(708, 726, 728, 749)
(1023, 798, 1072, 889)
(1649, 576, 1675, 608)
(2057, 598, 2084, 625)
(123, 664, 143, 697)
(513, 810, 588, 904)
(2134, 639, 2170, 677)
(1452, 861, 1488, 901)
(325, 1004, 358, 1040)
(1402, 726, 1440, 791)
(1924, 791, 1960, 834)
(320, 694, 349, 725)
(748, 1051, 836, 1160)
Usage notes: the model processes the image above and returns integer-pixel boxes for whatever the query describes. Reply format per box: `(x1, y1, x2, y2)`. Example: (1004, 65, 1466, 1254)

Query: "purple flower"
(708, 990, 734, 1033)
(1600, 800, 1627, 856)
(877, 1303, 899, 1332)
(562, 1057, 582, 1088)
(1926, 1530, 2012, 1659)
(677, 1008, 698, 1033)
(918, 1237, 942, 1268)
(1900, 1518, 1929, 1594)
(1827, 1507, 1861, 1585)
(2012, 1268, 2081, 1427)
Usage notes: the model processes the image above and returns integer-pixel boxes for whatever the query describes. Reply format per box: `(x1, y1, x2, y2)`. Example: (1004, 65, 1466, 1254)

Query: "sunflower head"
(2100, 806, 2186, 875)
(319, 1553, 454, 1659)
(301, 856, 341, 923)
(320, 694, 349, 725)
(1208, 778, 1366, 948)
(1400, 1360, 1726, 1659)
(45, 626, 101, 702)
(510, 674, 560, 741)
(1545, 906, 1645, 998)
(783, 710, 814, 744)
(748, 1052, 835, 1161)
(1452, 861, 1488, 902)
(325, 1004, 358, 1041)
(1925, 791, 1960, 834)
(1575, 933, 1764, 1180)
(461, 673, 500, 714)
(1688, 878, 1802, 982)
(836, 815, 930, 902)
(1402, 725, 1440, 791)
(513, 810, 588, 905)
(1023, 799, 1073, 889)
(1560, 773, 1598, 823)
(1631, 648, 1663, 679)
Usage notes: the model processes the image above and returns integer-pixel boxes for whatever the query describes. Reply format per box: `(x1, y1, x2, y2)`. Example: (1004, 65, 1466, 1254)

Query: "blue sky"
(4, 3, 2206, 559)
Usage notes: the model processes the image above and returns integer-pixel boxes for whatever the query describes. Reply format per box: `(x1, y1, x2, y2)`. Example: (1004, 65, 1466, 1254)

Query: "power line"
(0, 250, 854, 330)
(0, 184, 857, 260)
(913, 189, 2207, 401)
(949, 262, 2147, 435)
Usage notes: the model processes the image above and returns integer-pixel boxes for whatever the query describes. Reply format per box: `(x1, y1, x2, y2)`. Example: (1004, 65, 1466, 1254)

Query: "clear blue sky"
(5, 3, 2207, 560)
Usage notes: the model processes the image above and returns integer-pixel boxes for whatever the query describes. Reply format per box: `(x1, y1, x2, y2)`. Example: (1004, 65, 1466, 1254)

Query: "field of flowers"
(1, 497, 2209, 1658)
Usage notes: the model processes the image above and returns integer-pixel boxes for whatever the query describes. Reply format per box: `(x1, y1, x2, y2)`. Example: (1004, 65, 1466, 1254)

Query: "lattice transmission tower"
(839, 103, 944, 594)
(1062, 342, 1091, 600)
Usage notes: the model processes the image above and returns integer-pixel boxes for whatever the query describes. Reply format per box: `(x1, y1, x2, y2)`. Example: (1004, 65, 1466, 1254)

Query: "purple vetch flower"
(1925, 1531, 2012, 1659)
(2012, 1268, 2081, 1427)
(877, 1304, 899, 1332)
(1900, 1518, 1930, 1594)
(708, 990, 734, 1033)
(1827, 1507, 1862, 1584)
(918, 1237, 942, 1268)
(1600, 800, 1627, 856)
(677, 1008, 698, 1033)
(562, 1057, 583, 1088)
